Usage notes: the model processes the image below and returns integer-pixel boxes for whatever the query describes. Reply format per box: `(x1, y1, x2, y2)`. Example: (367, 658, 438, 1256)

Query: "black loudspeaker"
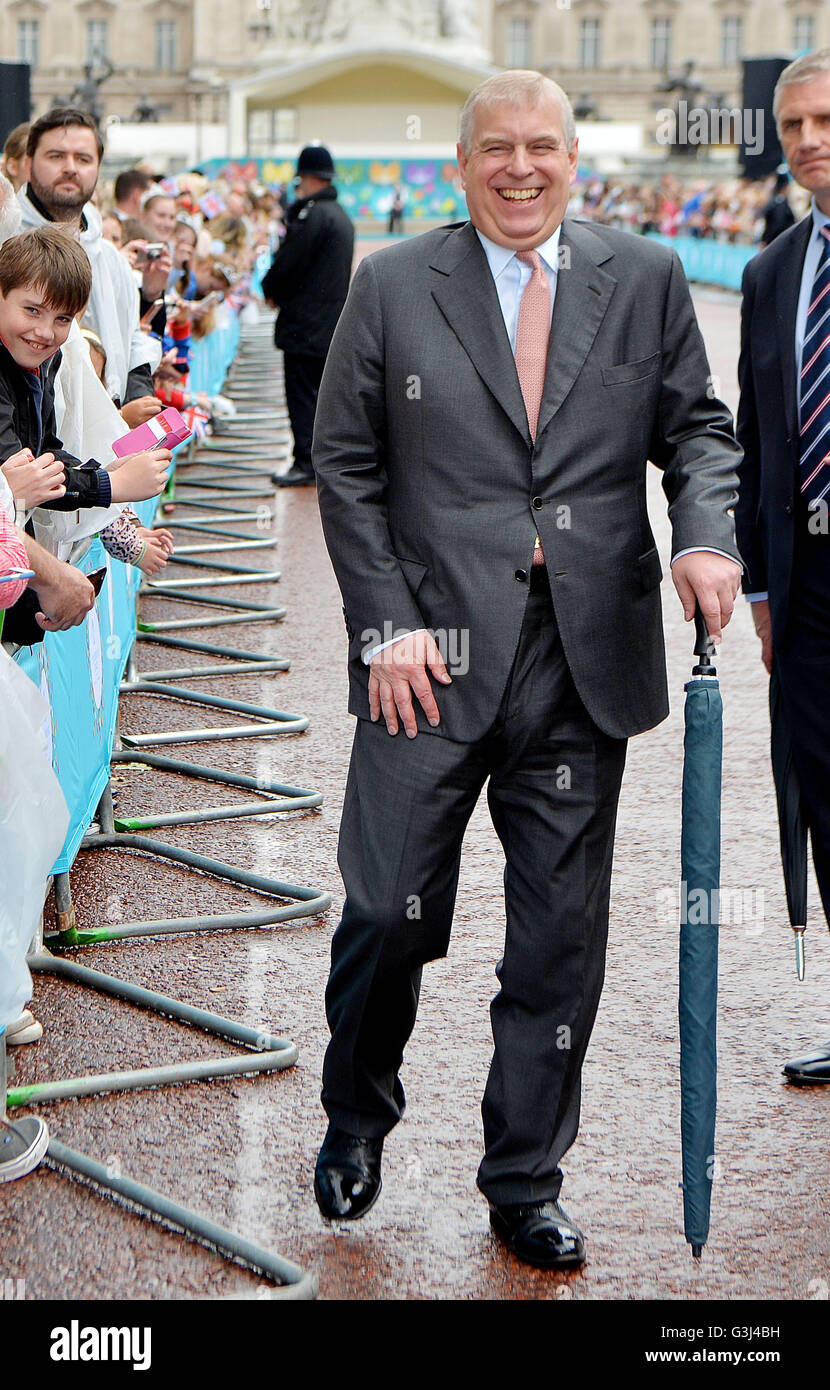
(740, 56, 790, 179)
(0, 62, 31, 146)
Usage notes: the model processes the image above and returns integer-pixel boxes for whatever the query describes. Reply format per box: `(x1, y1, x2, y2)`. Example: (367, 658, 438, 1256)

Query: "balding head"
(459, 71, 576, 155)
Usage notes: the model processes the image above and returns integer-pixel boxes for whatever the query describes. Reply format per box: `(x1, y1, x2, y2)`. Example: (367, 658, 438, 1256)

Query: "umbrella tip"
(794, 926, 806, 981)
(691, 1244, 703, 1260)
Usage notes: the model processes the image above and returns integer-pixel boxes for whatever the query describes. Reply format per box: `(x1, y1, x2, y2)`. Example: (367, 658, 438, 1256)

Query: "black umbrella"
(769, 668, 809, 980)
(679, 610, 721, 1258)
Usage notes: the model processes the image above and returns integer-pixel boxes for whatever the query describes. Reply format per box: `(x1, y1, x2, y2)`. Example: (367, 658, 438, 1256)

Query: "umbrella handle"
(692, 606, 718, 676)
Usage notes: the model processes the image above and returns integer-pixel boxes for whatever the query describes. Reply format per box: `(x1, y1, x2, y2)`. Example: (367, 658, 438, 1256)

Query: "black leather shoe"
(274, 466, 316, 486)
(489, 1199, 586, 1269)
(314, 1124, 384, 1221)
(783, 1041, 830, 1084)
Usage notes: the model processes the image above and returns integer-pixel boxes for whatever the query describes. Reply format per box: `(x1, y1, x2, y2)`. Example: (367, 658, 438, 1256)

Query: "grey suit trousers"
(322, 572, 628, 1205)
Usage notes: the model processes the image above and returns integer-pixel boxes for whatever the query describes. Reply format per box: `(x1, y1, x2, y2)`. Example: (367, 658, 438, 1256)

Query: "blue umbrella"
(679, 611, 721, 1258)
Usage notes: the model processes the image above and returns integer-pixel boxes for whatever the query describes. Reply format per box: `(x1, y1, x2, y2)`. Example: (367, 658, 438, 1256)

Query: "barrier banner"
(646, 233, 756, 290)
(13, 534, 143, 873)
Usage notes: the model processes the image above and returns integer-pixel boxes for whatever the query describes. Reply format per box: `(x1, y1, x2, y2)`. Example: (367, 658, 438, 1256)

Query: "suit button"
(785, 505, 793, 515)
(515, 568, 528, 583)
(532, 496, 543, 510)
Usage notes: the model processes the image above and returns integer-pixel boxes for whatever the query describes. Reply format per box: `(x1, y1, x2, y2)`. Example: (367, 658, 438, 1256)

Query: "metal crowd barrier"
(9, 307, 325, 1299)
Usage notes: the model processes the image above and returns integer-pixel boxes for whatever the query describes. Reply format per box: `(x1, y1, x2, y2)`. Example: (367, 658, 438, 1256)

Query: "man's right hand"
(751, 598, 773, 674)
(1, 449, 66, 508)
(120, 396, 163, 429)
(34, 561, 95, 632)
(368, 629, 451, 737)
(108, 449, 172, 503)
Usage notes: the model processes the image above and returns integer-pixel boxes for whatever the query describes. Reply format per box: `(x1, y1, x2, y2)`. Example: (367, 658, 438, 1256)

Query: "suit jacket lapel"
(776, 215, 812, 439)
(429, 223, 531, 444)
(537, 219, 616, 439)
(429, 219, 616, 445)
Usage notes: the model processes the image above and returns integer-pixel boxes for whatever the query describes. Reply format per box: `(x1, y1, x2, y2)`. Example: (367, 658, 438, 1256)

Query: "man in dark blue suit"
(737, 48, 830, 1083)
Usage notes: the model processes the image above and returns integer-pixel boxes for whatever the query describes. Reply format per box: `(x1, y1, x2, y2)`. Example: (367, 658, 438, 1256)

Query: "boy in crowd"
(0, 225, 171, 637)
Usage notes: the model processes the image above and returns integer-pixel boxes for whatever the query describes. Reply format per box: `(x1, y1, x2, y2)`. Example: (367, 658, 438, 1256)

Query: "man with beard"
(17, 108, 164, 427)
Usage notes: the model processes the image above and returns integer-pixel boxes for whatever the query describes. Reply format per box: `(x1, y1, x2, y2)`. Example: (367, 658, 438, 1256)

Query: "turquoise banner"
(12, 310, 242, 873)
(646, 233, 756, 290)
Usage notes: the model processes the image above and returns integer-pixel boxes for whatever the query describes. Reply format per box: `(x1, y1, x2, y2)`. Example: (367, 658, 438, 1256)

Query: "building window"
(720, 16, 743, 66)
(247, 107, 298, 154)
(274, 108, 297, 142)
(85, 20, 109, 62)
(17, 19, 39, 66)
(507, 17, 531, 69)
(579, 18, 602, 69)
(155, 21, 177, 70)
(649, 17, 672, 70)
(793, 14, 815, 52)
(86, 20, 109, 62)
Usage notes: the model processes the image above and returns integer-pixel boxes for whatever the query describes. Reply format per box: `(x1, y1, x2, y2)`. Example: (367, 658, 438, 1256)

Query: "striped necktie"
(514, 249, 550, 565)
(799, 224, 830, 503)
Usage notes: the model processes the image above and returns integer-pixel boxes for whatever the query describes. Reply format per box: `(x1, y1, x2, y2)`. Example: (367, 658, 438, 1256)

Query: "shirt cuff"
(671, 547, 743, 571)
(362, 628, 426, 665)
(745, 592, 769, 602)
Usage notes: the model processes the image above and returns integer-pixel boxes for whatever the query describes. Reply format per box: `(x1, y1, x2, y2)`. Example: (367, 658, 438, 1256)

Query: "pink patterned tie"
(514, 250, 550, 566)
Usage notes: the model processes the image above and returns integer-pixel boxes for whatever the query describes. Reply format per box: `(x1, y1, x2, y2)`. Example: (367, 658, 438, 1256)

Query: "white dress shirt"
(474, 226, 561, 347)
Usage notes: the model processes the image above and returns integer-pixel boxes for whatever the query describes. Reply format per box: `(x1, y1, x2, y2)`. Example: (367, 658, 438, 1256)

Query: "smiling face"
(778, 72, 830, 212)
(25, 125, 100, 223)
(144, 197, 177, 242)
(0, 283, 74, 370)
(457, 94, 578, 250)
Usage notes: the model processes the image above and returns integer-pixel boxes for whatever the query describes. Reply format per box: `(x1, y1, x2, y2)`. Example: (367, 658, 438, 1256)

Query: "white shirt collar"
(475, 224, 563, 280)
(810, 197, 830, 235)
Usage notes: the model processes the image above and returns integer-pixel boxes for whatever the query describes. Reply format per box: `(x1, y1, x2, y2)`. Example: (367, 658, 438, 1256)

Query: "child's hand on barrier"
(136, 529, 173, 576)
(108, 449, 172, 503)
(138, 524, 174, 556)
(1, 449, 66, 508)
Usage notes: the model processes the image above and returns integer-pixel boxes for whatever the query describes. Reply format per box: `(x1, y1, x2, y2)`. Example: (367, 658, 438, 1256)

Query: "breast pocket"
(601, 352, 661, 386)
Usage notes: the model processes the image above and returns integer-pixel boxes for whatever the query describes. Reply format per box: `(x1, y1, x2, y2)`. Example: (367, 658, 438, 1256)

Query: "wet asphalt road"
(1, 286, 829, 1307)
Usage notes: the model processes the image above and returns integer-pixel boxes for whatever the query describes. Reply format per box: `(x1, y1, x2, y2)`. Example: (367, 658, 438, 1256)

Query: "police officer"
(262, 144, 354, 486)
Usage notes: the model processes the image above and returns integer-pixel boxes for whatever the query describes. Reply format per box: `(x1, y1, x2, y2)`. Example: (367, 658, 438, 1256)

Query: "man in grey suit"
(311, 71, 742, 1269)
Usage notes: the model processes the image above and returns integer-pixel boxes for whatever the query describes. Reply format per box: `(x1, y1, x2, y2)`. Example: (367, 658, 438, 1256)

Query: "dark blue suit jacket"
(736, 215, 813, 646)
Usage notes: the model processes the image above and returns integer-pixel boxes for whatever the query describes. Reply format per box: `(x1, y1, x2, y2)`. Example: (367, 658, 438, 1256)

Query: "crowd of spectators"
(0, 108, 280, 1180)
(0, 107, 280, 646)
(571, 170, 804, 246)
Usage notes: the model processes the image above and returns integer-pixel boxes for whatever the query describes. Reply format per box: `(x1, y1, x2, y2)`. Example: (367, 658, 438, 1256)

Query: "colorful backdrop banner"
(199, 155, 467, 224)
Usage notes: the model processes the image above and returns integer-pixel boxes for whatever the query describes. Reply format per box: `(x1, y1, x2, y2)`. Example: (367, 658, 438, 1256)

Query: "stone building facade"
(1, 0, 826, 141)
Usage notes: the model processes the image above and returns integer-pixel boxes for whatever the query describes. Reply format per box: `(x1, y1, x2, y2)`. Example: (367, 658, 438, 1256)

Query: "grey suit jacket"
(312, 217, 741, 742)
